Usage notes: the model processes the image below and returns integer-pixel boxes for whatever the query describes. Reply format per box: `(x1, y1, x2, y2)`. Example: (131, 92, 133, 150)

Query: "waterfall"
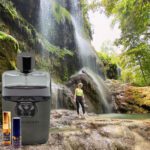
(71, 17, 98, 72)
(81, 68, 112, 113)
(39, 0, 52, 38)
(70, 1, 97, 72)
(39, 0, 112, 113)
(51, 82, 63, 109)
(71, 0, 112, 113)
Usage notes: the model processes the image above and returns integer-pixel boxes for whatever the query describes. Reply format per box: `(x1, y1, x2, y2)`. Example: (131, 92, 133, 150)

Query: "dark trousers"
(76, 96, 85, 114)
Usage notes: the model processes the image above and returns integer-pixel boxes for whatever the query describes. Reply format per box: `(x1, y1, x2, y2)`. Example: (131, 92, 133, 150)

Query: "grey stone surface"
(0, 109, 150, 150)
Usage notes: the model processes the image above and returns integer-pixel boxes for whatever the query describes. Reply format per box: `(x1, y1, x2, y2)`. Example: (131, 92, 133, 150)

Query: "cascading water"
(70, 1, 97, 71)
(71, 17, 98, 72)
(39, 0, 60, 108)
(39, 0, 52, 38)
(71, 0, 112, 113)
(51, 82, 64, 109)
(39, 0, 112, 112)
(81, 68, 112, 113)
(39, 0, 53, 58)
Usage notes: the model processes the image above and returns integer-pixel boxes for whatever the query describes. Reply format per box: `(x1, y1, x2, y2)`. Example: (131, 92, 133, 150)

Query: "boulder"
(105, 79, 150, 114)
(66, 68, 112, 113)
(51, 82, 75, 110)
(0, 31, 19, 77)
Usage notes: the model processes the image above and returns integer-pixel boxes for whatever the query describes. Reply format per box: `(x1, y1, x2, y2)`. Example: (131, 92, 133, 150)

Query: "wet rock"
(105, 79, 150, 114)
(0, 109, 150, 150)
(11, 0, 40, 26)
(67, 68, 112, 113)
(51, 83, 75, 110)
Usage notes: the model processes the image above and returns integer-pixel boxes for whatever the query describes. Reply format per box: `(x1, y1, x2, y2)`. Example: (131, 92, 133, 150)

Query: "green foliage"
(88, 0, 101, 11)
(121, 68, 135, 84)
(0, 31, 20, 77)
(0, 0, 18, 19)
(51, 1, 71, 24)
(0, 0, 75, 84)
(0, 22, 9, 33)
(0, 96, 1, 122)
(120, 43, 150, 86)
(100, 0, 150, 86)
(97, 51, 111, 64)
(125, 86, 150, 113)
(60, 60, 70, 82)
(0, 0, 73, 57)
(39, 34, 74, 58)
(97, 51, 119, 79)
(0, 0, 39, 50)
(80, 0, 92, 39)
(35, 55, 70, 82)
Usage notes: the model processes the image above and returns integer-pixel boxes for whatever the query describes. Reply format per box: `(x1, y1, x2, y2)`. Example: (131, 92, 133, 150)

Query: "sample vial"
(12, 117, 22, 149)
(2, 111, 11, 146)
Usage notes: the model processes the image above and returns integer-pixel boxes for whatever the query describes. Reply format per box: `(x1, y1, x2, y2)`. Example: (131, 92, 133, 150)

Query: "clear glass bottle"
(2, 53, 51, 145)
(2, 111, 11, 146)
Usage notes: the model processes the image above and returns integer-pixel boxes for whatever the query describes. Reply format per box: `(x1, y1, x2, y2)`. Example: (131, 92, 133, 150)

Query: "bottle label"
(3, 132, 11, 142)
(12, 136, 21, 148)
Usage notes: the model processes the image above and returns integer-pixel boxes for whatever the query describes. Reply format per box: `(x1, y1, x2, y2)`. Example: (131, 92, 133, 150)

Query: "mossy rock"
(51, 1, 71, 24)
(0, 82, 1, 123)
(125, 86, 150, 113)
(0, 31, 20, 76)
(0, 31, 20, 123)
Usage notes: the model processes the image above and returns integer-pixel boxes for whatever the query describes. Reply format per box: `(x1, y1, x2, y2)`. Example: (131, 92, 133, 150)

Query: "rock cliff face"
(11, 0, 77, 51)
(105, 79, 150, 114)
(11, 0, 40, 26)
(66, 68, 112, 113)
(0, 0, 84, 81)
(0, 31, 19, 76)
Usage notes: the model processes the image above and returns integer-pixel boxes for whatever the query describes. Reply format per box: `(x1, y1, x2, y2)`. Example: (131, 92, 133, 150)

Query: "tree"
(96, 0, 150, 85)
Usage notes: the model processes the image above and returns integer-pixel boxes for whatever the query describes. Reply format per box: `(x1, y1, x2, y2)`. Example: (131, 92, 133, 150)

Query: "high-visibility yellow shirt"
(75, 88, 84, 96)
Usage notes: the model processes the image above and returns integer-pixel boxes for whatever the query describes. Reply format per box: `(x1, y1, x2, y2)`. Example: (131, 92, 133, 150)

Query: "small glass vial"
(2, 111, 11, 146)
(12, 117, 22, 149)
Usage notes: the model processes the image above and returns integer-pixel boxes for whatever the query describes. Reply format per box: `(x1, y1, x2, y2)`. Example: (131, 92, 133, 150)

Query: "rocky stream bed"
(0, 109, 150, 150)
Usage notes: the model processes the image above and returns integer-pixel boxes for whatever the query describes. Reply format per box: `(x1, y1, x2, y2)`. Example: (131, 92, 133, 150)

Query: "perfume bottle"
(12, 117, 21, 149)
(2, 53, 51, 145)
(2, 111, 11, 146)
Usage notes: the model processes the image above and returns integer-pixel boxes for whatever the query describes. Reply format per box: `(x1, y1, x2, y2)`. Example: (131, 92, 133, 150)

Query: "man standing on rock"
(74, 82, 85, 118)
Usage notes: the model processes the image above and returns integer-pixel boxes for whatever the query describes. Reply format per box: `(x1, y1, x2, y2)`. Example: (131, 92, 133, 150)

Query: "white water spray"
(39, 0, 112, 113)
(39, 0, 52, 38)
(70, 1, 97, 71)
(81, 68, 112, 113)
(71, 0, 112, 113)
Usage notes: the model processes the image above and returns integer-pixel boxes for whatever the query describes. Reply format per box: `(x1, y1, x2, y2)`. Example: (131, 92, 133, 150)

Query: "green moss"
(125, 86, 150, 113)
(0, 0, 77, 84)
(127, 105, 148, 114)
(0, 98, 1, 122)
(62, 64, 69, 81)
(0, 0, 41, 50)
(0, 0, 18, 18)
(0, 0, 73, 56)
(39, 34, 74, 58)
(24, 26, 32, 35)
(0, 22, 9, 32)
(0, 31, 18, 44)
(0, 31, 20, 73)
(0, 31, 20, 123)
(51, 1, 71, 24)
(80, 0, 92, 39)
